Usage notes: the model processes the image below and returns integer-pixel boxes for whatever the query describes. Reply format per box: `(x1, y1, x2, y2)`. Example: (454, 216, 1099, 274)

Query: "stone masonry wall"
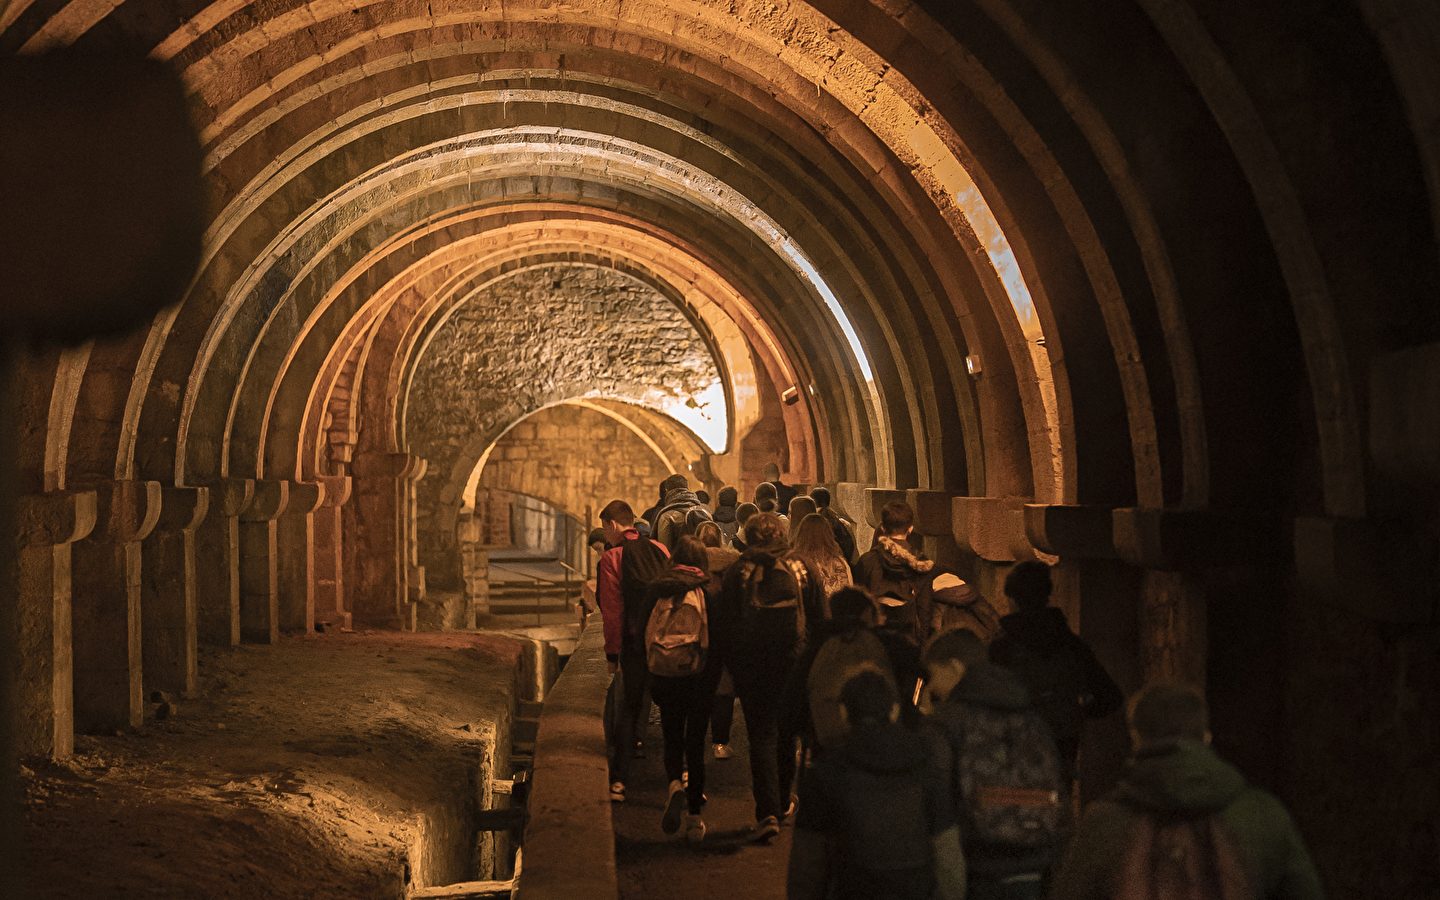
(408, 264, 720, 588)
(477, 403, 673, 528)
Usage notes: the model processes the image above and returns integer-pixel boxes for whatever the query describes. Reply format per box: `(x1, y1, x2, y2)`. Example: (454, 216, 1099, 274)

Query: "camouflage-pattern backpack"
(933, 700, 1063, 853)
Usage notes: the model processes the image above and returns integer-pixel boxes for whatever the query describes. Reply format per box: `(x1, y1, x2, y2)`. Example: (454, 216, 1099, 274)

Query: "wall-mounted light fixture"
(782, 386, 800, 405)
(965, 354, 982, 376)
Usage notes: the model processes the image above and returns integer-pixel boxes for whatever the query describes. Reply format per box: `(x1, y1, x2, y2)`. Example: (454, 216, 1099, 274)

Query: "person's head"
(1127, 682, 1211, 749)
(880, 500, 914, 537)
(695, 521, 722, 548)
(792, 513, 843, 562)
(743, 512, 787, 550)
(758, 498, 776, 513)
(736, 502, 759, 526)
(695, 490, 710, 506)
(762, 462, 781, 483)
(920, 628, 987, 711)
(840, 670, 899, 726)
(829, 586, 875, 623)
(783, 492, 817, 518)
(588, 527, 609, 554)
(599, 500, 635, 544)
(718, 486, 739, 508)
(754, 481, 778, 504)
(1004, 560, 1053, 612)
(662, 473, 689, 496)
(809, 486, 832, 508)
(672, 535, 709, 571)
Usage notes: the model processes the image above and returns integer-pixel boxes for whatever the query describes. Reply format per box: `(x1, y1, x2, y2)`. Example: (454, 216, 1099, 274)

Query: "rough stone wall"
(407, 264, 720, 588)
(477, 403, 674, 529)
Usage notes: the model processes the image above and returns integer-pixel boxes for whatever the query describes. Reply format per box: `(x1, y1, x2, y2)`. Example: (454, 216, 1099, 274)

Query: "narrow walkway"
(612, 703, 792, 900)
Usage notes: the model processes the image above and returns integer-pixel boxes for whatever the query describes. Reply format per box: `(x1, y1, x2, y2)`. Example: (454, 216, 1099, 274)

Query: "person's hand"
(607, 660, 619, 675)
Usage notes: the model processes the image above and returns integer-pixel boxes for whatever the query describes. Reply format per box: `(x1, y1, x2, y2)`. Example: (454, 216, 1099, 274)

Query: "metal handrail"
(487, 562, 584, 587)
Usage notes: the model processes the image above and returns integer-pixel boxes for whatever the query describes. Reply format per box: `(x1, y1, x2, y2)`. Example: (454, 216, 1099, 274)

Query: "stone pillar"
(195, 479, 253, 647)
(139, 486, 208, 698)
(70, 480, 162, 732)
(313, 475, 352, 631)
(405, 459, 428, 630)
(351, 452, 423, 629)
(14, 490, 96, 757)
(276, 481, 326, 635)
(238, 480, 289, 644)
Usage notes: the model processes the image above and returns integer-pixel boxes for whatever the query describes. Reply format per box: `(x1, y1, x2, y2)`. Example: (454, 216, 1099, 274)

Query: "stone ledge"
(953, 496, 1031, 562)
(1025, 504, 1118, 559)
(513, 614, 616, 900)
(17, 489, 97, 547)
(1113, 507, 1284, 571)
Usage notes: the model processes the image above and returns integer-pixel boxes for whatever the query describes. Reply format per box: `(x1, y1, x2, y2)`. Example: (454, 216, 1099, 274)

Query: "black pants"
(737, 676, 797, 822)
(609, 646, 649, 786)
(650, 669, 719, 814)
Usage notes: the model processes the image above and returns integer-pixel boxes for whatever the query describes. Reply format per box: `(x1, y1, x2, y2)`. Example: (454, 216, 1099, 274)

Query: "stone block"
(17, 489, 97, 547)
(1113, 507, 1283, 571)
(1024, 504, 1119, 559)
(240, 479, 289, 522)
(906, 489, 960, 536)
(952, 497, 1031, 562)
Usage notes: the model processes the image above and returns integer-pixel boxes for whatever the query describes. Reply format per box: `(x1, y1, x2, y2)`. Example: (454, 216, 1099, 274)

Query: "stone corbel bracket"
(1112, 507, 1284, 571)
(156, 486, 209, 532)
(18, 489, 98, 547)
(862, 489, 908, 529)
(316, 475, 352, 507)
(207, 478, 255, 518)
(239, 480, 290, 523)
(1025, 504, 1119, 559)
(953, 496, 1032, 562)
(285, 482, 326, 516)
(82, 480, 163, 543)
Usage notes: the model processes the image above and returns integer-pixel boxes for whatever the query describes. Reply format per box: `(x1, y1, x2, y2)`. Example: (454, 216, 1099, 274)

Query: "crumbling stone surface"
(408, 263, 721, 581)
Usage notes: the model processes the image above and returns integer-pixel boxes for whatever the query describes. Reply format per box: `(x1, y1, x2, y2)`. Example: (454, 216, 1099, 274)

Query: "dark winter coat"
(713, 541, 823, 692)
(854, 536, 936, 643)
(653, 488, 705, 550)
(988, 607, 1123, 780)
(712, 503, 739, 546)
(793, 718, 955, 900)
(818, 505, 858, 562)
(1050, 740, 1324, 900)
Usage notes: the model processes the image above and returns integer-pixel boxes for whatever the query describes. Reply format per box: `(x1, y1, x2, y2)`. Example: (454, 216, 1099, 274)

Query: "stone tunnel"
(2, 0, 1440, 897)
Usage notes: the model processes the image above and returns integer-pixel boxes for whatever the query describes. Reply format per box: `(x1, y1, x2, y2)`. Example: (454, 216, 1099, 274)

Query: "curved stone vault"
(7, 0, 1440, 892)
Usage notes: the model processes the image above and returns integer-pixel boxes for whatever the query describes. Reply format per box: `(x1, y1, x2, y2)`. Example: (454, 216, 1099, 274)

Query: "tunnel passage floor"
(613, 704, 791, 900)
(22, 631, 525, 900)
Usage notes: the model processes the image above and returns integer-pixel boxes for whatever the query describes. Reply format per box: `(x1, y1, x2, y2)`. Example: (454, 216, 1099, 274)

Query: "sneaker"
(753, 815, 780, 841)
(782, 794, 797, 822)
(661, 780, 686, 835)
(713, 743, 732, 759)
(682, 811, 706, 843)
(609, 782, 625, 802)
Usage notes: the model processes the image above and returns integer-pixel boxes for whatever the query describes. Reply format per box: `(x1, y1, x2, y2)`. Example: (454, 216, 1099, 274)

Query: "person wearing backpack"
(711, 486, 741, 547)
(854, 500, 936, 644)
(695, 522, 741, 760)
(930, 573, 1001, 643)
(922, 628, 1065, 900)
(597, 499, 671, 803)
(787, 670, 966, 900)
(989, 560, 1123, 789)
(1050, 682, 1324, 900)
(780, 587, 894, 760)
(653, 473, 707, 551)
(644, 536, 720, 843)
(713, 512, 824, 839)
(808, 486, 858, 563)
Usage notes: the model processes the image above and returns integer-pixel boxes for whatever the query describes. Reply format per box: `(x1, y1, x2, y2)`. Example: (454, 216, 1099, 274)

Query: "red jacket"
(597, 528, 669, 658)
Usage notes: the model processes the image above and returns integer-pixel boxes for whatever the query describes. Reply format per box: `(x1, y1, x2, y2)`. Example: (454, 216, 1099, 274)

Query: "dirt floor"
(613, 704, 790, 900)
(21, 630, 525, 900)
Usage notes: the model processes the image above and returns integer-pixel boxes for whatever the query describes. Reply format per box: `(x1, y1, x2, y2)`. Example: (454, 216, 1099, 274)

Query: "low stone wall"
(513, 615, 616, 900)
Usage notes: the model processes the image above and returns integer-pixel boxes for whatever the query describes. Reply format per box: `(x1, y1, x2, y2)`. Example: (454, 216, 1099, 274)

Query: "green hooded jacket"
(1050, 740, 1324, 900)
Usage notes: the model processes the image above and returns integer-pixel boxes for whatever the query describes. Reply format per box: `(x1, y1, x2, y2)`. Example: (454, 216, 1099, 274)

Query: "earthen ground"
(614, 704, 790, 900)
(21, 630, 525, 900)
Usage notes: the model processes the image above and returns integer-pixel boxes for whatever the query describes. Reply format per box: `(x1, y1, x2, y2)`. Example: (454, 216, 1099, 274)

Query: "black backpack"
(619, 538, 670, 647)
(994, 639, 1088, 750)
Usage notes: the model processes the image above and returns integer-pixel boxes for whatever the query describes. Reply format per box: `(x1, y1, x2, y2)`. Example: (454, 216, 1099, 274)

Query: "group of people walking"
(588, 471, 1323, 899)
